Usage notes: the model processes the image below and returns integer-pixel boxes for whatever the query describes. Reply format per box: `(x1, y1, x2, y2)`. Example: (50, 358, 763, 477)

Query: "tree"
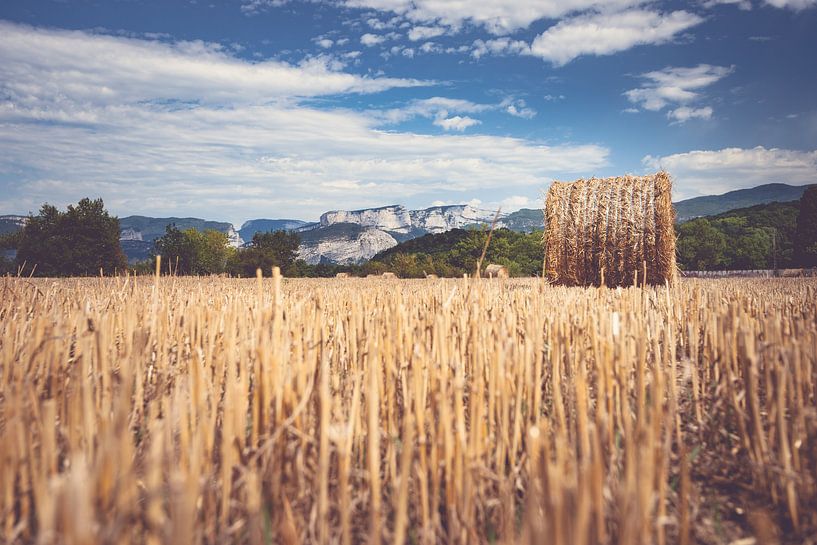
(153, 224, 192, 274)
(230, 230, 301, 277)
(794, 186, 817, 267)
(153, 225, 232, 275)
(16, 198, 126, 276)
(676, 219, 727, 270)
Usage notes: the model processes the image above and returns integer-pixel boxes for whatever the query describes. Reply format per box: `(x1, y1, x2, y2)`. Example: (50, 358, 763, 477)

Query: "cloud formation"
(0, 21, 609, 221)
(0, 21, 424, 110)
(343, 0, 644, 34)
(643, 147, 817, 198)
(407, 25, 447, 41)
(529, 9, 704, 65)
(625, 64, 733, 123)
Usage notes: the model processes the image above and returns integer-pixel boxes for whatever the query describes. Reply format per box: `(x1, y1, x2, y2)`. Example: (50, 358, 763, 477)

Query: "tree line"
(1, 187, 816, 277)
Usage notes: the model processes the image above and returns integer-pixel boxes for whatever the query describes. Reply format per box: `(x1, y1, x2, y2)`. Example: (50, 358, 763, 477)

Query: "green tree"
(16, 198, 126, 276)
(365, 228, 545, 277)
(153, 225, 232, 275)
(230, 230, 301, 276)
(794, 186, 817, 267)
(676, 219, 727, 270)
(153, 224, 193, 274)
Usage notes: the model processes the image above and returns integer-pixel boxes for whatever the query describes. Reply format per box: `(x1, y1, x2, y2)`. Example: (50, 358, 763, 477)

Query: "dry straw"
(1, 275, 815, 544)
(544, 171, 676, 287)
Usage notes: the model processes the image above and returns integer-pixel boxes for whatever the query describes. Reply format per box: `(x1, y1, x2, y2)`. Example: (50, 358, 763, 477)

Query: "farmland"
(1, 276, 815, 544)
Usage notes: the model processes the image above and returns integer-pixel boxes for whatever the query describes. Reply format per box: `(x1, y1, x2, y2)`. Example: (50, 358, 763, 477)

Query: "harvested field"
(1, 276, 816, 544)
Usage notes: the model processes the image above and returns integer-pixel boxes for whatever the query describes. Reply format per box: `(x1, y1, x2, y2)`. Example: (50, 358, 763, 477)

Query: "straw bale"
(544, 172, 676, 287)
(484, 264, 509, 278)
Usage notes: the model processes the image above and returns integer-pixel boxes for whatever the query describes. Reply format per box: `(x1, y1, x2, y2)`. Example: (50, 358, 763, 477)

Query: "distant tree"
(153, 225, 232, 275)
(676, 219, 727, 270)
(153, 225, 192, 274)
(365, 228, 545, 277)
(230, 230, 301, 276)
(16, 198, 126, 276)
(794, 186, 817, 267)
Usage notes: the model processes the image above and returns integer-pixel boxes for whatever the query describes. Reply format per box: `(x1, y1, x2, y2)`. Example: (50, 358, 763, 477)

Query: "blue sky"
(1, 0, 815, 223)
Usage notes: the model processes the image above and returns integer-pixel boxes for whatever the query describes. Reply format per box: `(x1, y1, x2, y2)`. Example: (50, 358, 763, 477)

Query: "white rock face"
(226, 225, 244, 248)
(298, 228, 398, 265)
(320, 205, 412, 233)
(119, 228, 143, 241)
(320, 204, 492, 234)
(409, 205, 488, 233)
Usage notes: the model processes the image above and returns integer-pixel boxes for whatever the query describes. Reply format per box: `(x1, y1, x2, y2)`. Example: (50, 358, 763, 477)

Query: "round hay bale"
(484, 264, 509, 278)
(544, 172, 676, 287)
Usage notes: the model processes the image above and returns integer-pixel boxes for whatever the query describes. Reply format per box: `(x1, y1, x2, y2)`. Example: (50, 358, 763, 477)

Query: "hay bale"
(335, 272, 350, 278)
(484, 264, 509, 278)
(381, 272, 397, 279)
(544, 172, 676, 287)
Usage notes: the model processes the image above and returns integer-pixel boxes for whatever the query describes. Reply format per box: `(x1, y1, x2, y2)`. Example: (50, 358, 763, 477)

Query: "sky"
(0, 0, 816, 224)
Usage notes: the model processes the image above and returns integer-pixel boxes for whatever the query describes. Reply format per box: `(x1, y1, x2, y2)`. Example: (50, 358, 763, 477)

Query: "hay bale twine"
(544, 172, 676, 287)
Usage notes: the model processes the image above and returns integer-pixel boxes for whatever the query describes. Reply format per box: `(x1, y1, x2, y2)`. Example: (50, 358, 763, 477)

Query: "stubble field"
(1, 276, 815, 544)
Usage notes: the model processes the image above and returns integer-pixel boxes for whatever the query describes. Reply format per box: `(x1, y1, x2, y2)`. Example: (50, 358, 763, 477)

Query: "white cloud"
(505, 99, 537, 119)
(642, 147, 817, 199)
(763, 0, 817, 8)
(419, 41, 441, 53)
(529, 9, 704, 65)
(343, 0, 645, 34)
(702, 0, 752, 9)
(624, 64, 732, 123)
(471, 37, 530, 59)
(408, 25, 447, 41)
(543, 94, 565, 101)
(360, 33, 386, 46)
(433, 115, 481, 131)
(667, 106, 713, 123)
(500, 195, 533, 209)
(0, 21, 425, 108)
(316, 38, 335, 48)
(374, 97, 493, 125)
(366, 17, 393, 30)
(0, 22, 609, 221)
(241, 0, 289, 15)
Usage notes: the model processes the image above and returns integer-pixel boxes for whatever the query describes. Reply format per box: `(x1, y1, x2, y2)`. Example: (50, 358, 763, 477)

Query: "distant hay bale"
(381, 272, 397, 279)
(484, 264, 509, 279)
(425, 273, 439, 279)
(335, 272, 350, 278)
(544, 172, 676, 287)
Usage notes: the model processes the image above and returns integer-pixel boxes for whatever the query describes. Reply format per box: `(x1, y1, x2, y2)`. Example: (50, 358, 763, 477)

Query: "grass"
(0, 275, 815, 544)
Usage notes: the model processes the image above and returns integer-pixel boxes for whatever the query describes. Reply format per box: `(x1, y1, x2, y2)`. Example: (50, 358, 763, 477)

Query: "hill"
(239, 219, 310, 241)
(119, 215, 240, 242)
(367, 227, 544, 277)
(674, 183, 812, 221)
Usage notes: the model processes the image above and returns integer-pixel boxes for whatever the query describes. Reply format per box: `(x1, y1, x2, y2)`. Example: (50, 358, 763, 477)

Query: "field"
(1, 276, 815, 544)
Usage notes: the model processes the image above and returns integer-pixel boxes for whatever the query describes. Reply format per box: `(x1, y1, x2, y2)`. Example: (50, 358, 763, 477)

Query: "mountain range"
(1, 183, 812, 264)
